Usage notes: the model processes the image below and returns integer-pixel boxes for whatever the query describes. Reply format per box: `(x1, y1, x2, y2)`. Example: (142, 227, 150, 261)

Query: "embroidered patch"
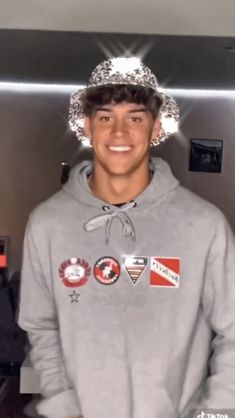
(150, 257, 180, 287)
(123, 256, 148, 285)
(59, 257, 91, 287)
(69, 290, 80, 303)
(94, 257, 120, 285)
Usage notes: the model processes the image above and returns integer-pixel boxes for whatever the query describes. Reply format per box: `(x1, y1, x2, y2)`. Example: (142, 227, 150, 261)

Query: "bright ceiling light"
(167, 88, 235, 98)
(1, 81, 235, 98)
(0, 81, 83, 93)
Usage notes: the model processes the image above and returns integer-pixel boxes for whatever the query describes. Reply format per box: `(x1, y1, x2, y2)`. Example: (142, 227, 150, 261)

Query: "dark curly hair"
(80, 84, 163, 119)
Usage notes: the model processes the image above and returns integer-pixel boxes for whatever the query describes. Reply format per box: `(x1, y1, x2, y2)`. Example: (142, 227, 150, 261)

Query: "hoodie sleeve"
(18, 216, 83, 418)
(199, 213, 235, 408)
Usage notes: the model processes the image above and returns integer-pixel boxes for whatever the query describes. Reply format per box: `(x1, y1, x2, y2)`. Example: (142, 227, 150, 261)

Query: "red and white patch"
(59, 257, 91, 287)
(123, 256, 148, 285)
(94, 257, 120, 285)
(150, 257, 180, 287)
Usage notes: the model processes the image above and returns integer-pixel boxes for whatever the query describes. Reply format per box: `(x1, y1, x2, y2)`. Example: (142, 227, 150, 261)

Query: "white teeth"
(108, 146, 131, 152)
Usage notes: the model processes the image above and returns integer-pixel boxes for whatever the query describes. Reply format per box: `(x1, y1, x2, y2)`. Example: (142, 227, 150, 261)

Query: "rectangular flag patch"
(150, 257, 180, 287)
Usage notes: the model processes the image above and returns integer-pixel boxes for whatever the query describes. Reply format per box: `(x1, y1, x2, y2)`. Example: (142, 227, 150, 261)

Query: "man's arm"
(18, 216, 83, 418)
(199, 213, 235, 407)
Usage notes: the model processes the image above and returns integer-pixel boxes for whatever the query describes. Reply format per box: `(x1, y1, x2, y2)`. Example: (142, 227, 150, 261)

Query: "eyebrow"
(129, 108, 147, 113)
(95, 107, 147, 113)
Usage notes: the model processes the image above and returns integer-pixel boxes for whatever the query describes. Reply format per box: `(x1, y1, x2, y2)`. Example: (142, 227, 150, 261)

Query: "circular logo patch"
(94, 257, 120, 285)
(59, 257, 91, 287)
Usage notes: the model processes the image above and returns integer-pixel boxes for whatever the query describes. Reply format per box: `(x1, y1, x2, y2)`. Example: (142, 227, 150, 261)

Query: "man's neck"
(88, 162, 152, 205)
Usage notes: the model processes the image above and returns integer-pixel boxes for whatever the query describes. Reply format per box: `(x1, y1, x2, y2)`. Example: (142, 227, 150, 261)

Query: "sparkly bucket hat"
(68, 57, 180, 146)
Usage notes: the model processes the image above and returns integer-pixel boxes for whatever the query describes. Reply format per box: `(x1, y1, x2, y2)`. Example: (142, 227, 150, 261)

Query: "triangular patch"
(123, 256, 148, 285)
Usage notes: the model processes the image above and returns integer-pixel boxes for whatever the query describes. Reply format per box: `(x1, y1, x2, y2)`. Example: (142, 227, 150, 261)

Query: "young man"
(19, 57, 235, 418)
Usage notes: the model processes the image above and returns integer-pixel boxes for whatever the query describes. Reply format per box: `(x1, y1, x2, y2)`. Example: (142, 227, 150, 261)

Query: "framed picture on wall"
(189, 139, 223, 173)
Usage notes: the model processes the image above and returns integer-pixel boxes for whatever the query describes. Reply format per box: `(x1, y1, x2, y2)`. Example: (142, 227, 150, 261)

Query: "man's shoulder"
(26, 189, 75, 232)
(173, 184, 226, 224)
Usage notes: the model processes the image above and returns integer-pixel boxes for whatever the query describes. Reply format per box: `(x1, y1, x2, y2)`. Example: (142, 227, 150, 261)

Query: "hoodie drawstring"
(84, 201, 136, 244)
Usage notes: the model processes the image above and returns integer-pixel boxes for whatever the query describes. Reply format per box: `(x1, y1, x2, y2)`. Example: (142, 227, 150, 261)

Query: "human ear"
(84, 116, 92, 139)
(151, 117, 161, 139)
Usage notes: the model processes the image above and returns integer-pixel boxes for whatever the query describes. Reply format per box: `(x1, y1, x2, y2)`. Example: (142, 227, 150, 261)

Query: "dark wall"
(1, 29, 235, 88)
(156, 94, 235, 227)
(0, 90, 90, 273)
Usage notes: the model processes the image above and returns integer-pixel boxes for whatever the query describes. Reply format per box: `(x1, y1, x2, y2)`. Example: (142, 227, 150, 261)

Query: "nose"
(111, 117, 128, 137)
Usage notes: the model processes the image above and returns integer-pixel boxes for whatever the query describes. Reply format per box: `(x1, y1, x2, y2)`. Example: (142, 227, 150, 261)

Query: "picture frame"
(189, 139, 223, 173)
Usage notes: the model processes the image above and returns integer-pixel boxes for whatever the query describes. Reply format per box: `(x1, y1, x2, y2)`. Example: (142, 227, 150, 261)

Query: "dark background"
(1, 29, 235, 88)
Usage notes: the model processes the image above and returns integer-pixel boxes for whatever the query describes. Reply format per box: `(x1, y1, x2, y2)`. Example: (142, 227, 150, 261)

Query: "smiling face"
(84, 101, 160, 177)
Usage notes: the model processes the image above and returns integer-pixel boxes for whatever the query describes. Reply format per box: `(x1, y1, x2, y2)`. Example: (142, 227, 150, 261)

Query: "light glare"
(161, 116, 179, 134)
(81, 138, 92, 148)
(110, 57, 142, 75)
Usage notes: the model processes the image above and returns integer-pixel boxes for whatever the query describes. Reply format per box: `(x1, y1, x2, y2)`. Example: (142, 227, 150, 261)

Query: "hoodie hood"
(63, 157, 179, 210)
(62, 158, 179, 244)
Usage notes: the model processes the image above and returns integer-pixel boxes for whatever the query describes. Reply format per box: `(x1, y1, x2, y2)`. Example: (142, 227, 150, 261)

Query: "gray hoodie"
(18, 158, 235, 418)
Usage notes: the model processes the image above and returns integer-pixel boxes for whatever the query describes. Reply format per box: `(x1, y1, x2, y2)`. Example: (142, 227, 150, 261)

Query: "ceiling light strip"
(167, 88, 235, 98)
(0, 81, 235, 98)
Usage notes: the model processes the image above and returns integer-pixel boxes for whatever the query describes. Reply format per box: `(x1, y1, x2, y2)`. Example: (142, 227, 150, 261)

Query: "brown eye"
(100, 116, 111, 122)
(131, 117, 141, 122)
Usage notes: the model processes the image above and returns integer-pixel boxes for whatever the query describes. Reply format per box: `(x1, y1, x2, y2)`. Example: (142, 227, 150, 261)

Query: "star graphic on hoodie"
(69, 290, 80, 303)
